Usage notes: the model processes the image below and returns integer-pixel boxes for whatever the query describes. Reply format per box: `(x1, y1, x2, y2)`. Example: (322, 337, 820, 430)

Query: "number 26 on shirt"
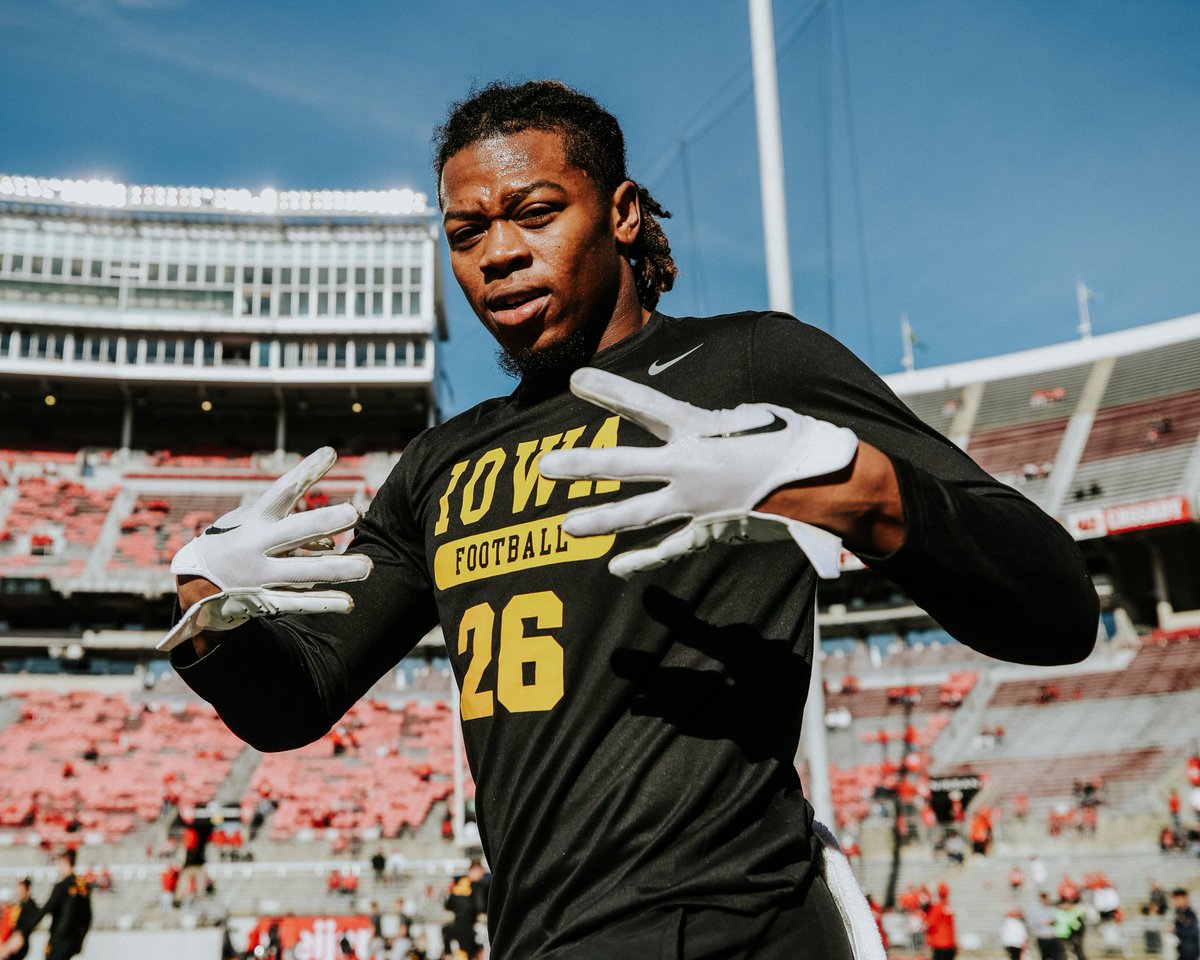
(457, 590, 564, 720)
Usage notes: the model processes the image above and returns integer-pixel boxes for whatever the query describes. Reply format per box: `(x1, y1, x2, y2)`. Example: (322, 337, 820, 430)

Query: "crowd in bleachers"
(0, 691, 244, 848)
(0, 475, 117, 574)
(247, 699, 462, 845)
(0, 446, 382, 584)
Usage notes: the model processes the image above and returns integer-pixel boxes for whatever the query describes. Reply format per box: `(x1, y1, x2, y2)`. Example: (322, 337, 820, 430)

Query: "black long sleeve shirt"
(173, 311, 1097, 959)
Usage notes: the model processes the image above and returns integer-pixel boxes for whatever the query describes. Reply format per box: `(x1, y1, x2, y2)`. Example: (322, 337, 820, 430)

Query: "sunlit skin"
(439, 129, 649, 362)
(176, 128, 904, 654)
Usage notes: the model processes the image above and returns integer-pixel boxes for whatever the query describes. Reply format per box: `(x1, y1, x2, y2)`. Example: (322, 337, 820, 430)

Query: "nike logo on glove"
(710, 413, 788, 439)
(204, 524, 241, 535)
(648, 342, 704, 375)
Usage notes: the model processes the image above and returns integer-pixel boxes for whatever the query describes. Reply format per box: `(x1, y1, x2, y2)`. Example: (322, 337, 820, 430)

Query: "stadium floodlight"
(0, 174, 429, 217)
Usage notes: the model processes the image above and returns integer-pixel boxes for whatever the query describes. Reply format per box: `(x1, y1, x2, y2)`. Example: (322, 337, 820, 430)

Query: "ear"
(611, 180, 642, 250)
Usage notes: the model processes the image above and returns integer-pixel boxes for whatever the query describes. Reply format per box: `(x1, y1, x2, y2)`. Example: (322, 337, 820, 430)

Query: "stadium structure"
(2, 174, 1200, 957)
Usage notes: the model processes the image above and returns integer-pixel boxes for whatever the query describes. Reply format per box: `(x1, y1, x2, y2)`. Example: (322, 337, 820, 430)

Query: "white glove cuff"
(158, 591, 249, 652)
(747, 511, 844, 579)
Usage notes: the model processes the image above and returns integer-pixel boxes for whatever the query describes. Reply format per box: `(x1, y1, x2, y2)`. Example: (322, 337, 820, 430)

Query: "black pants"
(931, 948, 957, 960)
(542, 874, 854, 960)
(1037, 937, 1062, 959)
(45, 939, 83, 960)
(442, 922, 479, 956)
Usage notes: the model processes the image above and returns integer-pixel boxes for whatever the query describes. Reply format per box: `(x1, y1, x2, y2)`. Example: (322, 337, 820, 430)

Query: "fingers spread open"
(269, 502, 361, 552)
(539, 446, 669, 483)
(569, 368, 714, 441)
(263, 552, 373, 586)
(257, 447, 338, 522)
(608, 523, 710, 579)
(561, 490, 680, 538)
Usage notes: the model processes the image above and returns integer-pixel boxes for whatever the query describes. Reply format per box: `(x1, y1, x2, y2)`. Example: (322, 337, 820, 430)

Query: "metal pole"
(749, 0, 794, 315)
(901, 314, 915, 372)
(1075, 279, 1093, 339)
(120, 386, 133, 452)
(751, 0, 834, 826)
(275, 392, 286, 457)
(803, 617, 834, 828)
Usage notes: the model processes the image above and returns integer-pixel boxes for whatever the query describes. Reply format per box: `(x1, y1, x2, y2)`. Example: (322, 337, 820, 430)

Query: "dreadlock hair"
(433, 80, 677, 311)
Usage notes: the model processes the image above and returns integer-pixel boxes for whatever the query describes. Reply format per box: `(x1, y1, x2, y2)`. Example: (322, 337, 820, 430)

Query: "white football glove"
(538, 368, 859, 580)
(157, 447, 372, 652)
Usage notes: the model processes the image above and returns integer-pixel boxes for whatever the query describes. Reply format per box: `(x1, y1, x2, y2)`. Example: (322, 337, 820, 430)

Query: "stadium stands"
(4, 313, 1200, 947)
(108, 494, 242, 571)
(0, 690, 243, 847)
(987, 634, 1200, 705)
(0, 476, 118, 576)
(247, 699, 461, 842)
(968, 365, 1092, 433)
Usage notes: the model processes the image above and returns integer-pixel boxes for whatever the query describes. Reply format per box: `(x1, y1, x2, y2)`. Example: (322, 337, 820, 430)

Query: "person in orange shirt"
(969, 807, 992, 855)
(925, 883, 957, 960)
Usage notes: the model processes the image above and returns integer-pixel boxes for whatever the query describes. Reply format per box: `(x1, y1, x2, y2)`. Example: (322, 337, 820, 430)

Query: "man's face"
(440, 129, 632, 377)
(1175, 894, 1190, 910)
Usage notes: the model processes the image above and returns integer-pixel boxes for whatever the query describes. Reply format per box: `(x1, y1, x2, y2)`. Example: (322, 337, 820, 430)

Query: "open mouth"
(487, 290, 550, 327)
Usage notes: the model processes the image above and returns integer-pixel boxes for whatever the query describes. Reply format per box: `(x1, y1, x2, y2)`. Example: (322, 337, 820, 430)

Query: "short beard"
(496, 324, 604, 383)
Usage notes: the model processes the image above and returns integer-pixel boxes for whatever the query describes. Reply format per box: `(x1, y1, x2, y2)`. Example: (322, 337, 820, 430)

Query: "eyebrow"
(442, 179, 567, 222)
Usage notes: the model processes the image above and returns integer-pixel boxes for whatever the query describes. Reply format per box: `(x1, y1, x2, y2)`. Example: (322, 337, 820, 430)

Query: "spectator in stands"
(1029, 854, 1047, 889)
(1175, 888, 1200, 960)
(1189, 783, 1200, 824)
(176, 813, 211, 909)
(0, 851, 91, 960)
(371, 849, 387, 884)
(924, 883, 957, 960)
(386, 848, 407, 882)
(393, 895, 414, 939)
(442, 861, 488, 960)
(1170, 787, 1184, 833)
(942, 830, 965, 866)
(968, 806, 992, 855)
(160, 863, 179, 910)
(1001, 909, 1029, 960)
(1093, 879, 1122, 954)
(1053, 896, 1087, 960)
(0, 879, 39, 960)
(1028, 891, 1061, 960)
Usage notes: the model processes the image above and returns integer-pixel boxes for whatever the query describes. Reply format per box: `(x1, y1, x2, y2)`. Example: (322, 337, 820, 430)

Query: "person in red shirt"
(969, 807, 992, 855)
(925, 883, 957, 960)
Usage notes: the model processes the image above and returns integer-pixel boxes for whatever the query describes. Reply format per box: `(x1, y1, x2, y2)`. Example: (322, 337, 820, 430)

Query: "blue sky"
(2, 0, 1197, 414)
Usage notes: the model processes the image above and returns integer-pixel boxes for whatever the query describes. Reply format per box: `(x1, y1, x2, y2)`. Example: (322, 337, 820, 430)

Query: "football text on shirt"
(432, 416, 621, 590)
